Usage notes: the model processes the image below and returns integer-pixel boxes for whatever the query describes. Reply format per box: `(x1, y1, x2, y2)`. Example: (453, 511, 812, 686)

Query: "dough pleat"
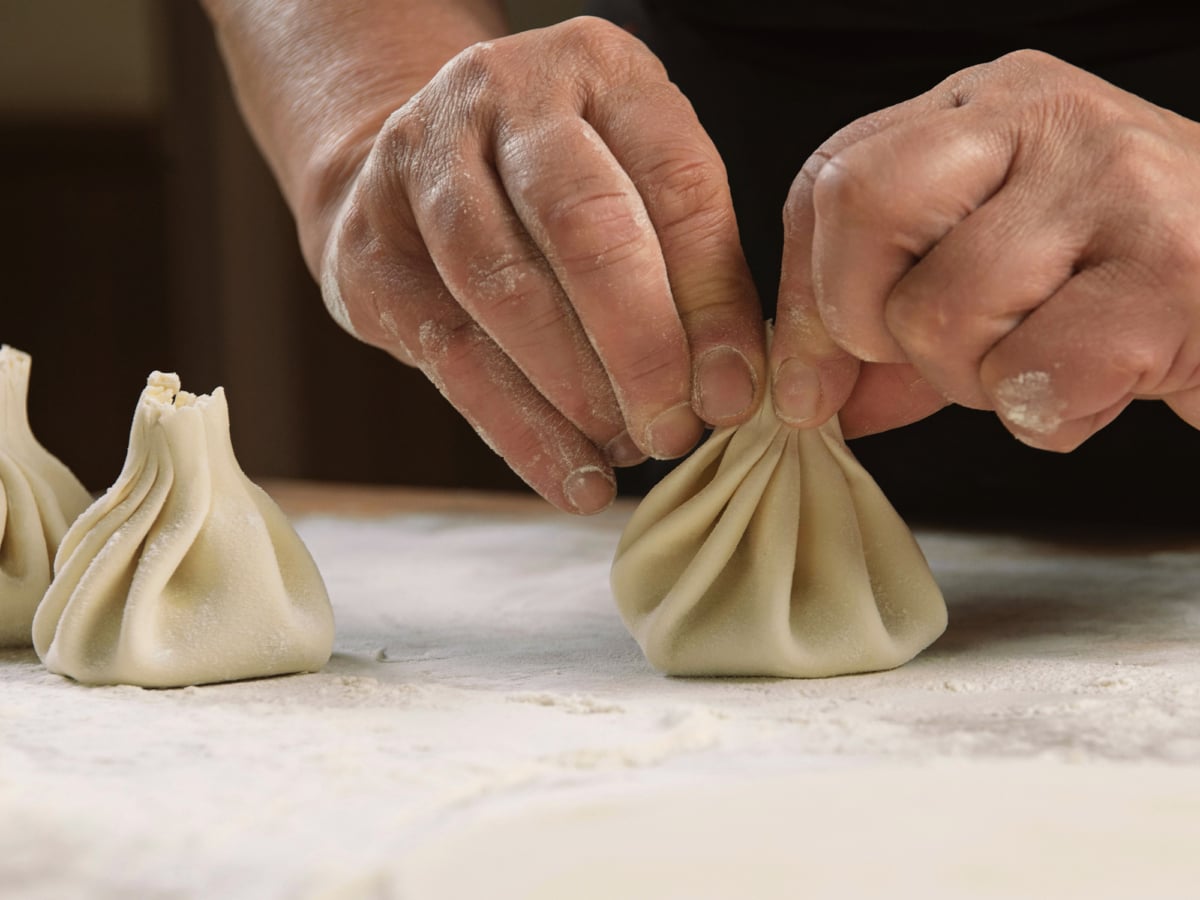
(611, 341, 947, 678)
(33, 373, 334, 687)
(0, 347, 91, 647)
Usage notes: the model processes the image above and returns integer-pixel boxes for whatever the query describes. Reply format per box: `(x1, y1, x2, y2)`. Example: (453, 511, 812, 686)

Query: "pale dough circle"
(403, 760, 1200, 900)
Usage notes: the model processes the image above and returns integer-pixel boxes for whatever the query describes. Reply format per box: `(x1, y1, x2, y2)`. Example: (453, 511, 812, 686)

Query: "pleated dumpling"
(0, 346, 91, 647)
(33, 372, 334, 687)
(611, 363, 947, 678)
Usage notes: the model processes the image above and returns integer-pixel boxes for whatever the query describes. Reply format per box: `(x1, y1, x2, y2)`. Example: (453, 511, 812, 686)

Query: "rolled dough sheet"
(2, 493, 1198, 898)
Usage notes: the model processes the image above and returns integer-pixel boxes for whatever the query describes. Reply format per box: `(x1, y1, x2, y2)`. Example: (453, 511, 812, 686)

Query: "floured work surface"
(2, 482, 1199, 899)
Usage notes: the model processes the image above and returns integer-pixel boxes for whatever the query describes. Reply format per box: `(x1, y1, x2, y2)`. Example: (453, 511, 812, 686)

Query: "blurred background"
(4, 0, 1198, 530)
(1, 0, 580, 494)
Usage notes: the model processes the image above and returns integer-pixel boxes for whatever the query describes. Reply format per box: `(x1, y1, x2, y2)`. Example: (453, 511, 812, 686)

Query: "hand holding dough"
(33, 372, 334, 687)
(0, 346, 91, 647)
(611, 330, 947, 678)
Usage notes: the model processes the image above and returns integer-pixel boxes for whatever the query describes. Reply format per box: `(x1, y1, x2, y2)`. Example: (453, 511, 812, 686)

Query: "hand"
(320, 17, 763, 513)
(772, 49, 1200, 449)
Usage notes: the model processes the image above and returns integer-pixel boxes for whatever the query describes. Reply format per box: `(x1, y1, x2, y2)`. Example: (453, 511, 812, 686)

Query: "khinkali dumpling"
(32, 372, 334, 687)
(1, 346, 91, 647)
(611, 364, 947, 678)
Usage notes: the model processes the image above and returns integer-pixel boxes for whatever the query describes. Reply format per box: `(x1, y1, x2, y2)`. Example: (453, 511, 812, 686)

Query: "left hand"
(772, 49, 1200, 450)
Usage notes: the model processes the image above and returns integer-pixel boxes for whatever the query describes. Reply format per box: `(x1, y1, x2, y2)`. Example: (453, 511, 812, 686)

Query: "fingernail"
(695, 347, 757, 423)
(773, 358, 821, 425)
(644, 402, 703, 460)
(604, 430, 647, 467)
(563, 466, 615, 515)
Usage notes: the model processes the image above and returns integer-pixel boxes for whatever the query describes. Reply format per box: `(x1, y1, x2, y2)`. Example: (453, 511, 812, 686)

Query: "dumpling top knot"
(32, 371, 335, 687)
(143, 370, 183, 406)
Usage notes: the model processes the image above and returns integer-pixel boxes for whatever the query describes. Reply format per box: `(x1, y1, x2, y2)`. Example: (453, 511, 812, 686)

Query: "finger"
(772, 151, 861, 428)
(772, 86, 971, 426)
(416, 317, 617, 514)
(495, 116, 703, 461)
(589, 79, 765, 427)
(837, 362, 950, 438)
(882, 182, 1084, 408)
(406, 151, 647, 468)
(810, 104, 1015, 363)
(979, 265, 1188, 451)
(328, 188, 617, 514)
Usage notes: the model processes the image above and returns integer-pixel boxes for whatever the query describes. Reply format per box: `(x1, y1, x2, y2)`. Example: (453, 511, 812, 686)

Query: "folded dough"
(0, 346, 91, 647)
(33, 372, 334, 687)
(611, 365, 947, 678)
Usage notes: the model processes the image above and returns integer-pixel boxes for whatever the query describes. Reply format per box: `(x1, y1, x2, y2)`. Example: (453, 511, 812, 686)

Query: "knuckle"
(442, 39, 511, 97)
(556, 15, 625, 48)
(1107, 333, 1163, 384)
(640, 152, 728, 235)
(1157, 228, 1200, 278)
(376, 103, 427, 171)
(676, 291, 745, 333)
(542, 187, 650, 270)
(1100, 125, 1174, 198)
(616, 341, 684, 391)
(418, 316, 488, 379)
(1093, 128, 1200, 276)
(553, 15, 646, 75)
(989, 49, 1075, 96)
(463, 254, 565, 335)
(811, 151, 879, 225)
(414, 170, 475, 235)
(775, 300, 843, 362)
(782, 152, 829, 235)
(474, 410, 551, 482)
(465, 251, 539, 304)
(884, 291, 945, 354)
(994, 48, 1062, 75)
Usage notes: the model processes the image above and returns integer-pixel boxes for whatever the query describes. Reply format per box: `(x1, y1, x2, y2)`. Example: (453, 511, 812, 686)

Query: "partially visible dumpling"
(611, 338, 947, 678)
(0, 346, 91, 647)
(33, 372, 334, 687)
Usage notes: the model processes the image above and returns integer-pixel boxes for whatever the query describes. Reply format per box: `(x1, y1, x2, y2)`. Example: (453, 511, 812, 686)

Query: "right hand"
(318, 17, 763, 514)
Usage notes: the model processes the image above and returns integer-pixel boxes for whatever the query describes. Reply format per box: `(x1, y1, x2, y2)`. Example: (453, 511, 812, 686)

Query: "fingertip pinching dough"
(611, 332, 947, 678)
(0, 346, 92, 647)
(32, 372, 335, 687)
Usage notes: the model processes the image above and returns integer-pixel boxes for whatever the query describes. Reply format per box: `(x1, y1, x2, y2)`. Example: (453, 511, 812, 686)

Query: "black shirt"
(587, 0, 1200, 529)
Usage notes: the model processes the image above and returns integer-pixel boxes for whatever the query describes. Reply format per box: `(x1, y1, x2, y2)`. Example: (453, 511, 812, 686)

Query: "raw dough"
(32, 372, 334, 687)
(0, 346, 91, 647)
(611, 341, 947, 677)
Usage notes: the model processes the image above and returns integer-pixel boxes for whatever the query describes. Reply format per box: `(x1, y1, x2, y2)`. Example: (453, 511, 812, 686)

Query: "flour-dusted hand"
(206, 3, 763, 514)
(772, 49, 1200, 450)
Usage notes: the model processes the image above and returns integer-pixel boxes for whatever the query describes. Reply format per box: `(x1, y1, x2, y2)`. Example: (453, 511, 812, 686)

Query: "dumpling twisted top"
(33, 371, 334, 687)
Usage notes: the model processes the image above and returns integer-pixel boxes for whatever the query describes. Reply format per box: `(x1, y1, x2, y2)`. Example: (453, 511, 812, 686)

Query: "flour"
(993, 370, 1068, 435)
(3, 495, 1199, 898)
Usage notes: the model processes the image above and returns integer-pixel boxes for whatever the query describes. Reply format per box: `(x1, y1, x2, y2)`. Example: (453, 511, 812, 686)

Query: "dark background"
(3, 0, 1197, 531)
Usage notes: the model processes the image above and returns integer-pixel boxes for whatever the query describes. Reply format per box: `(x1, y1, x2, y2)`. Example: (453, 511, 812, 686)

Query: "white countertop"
(3, 483, 1198, 898)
